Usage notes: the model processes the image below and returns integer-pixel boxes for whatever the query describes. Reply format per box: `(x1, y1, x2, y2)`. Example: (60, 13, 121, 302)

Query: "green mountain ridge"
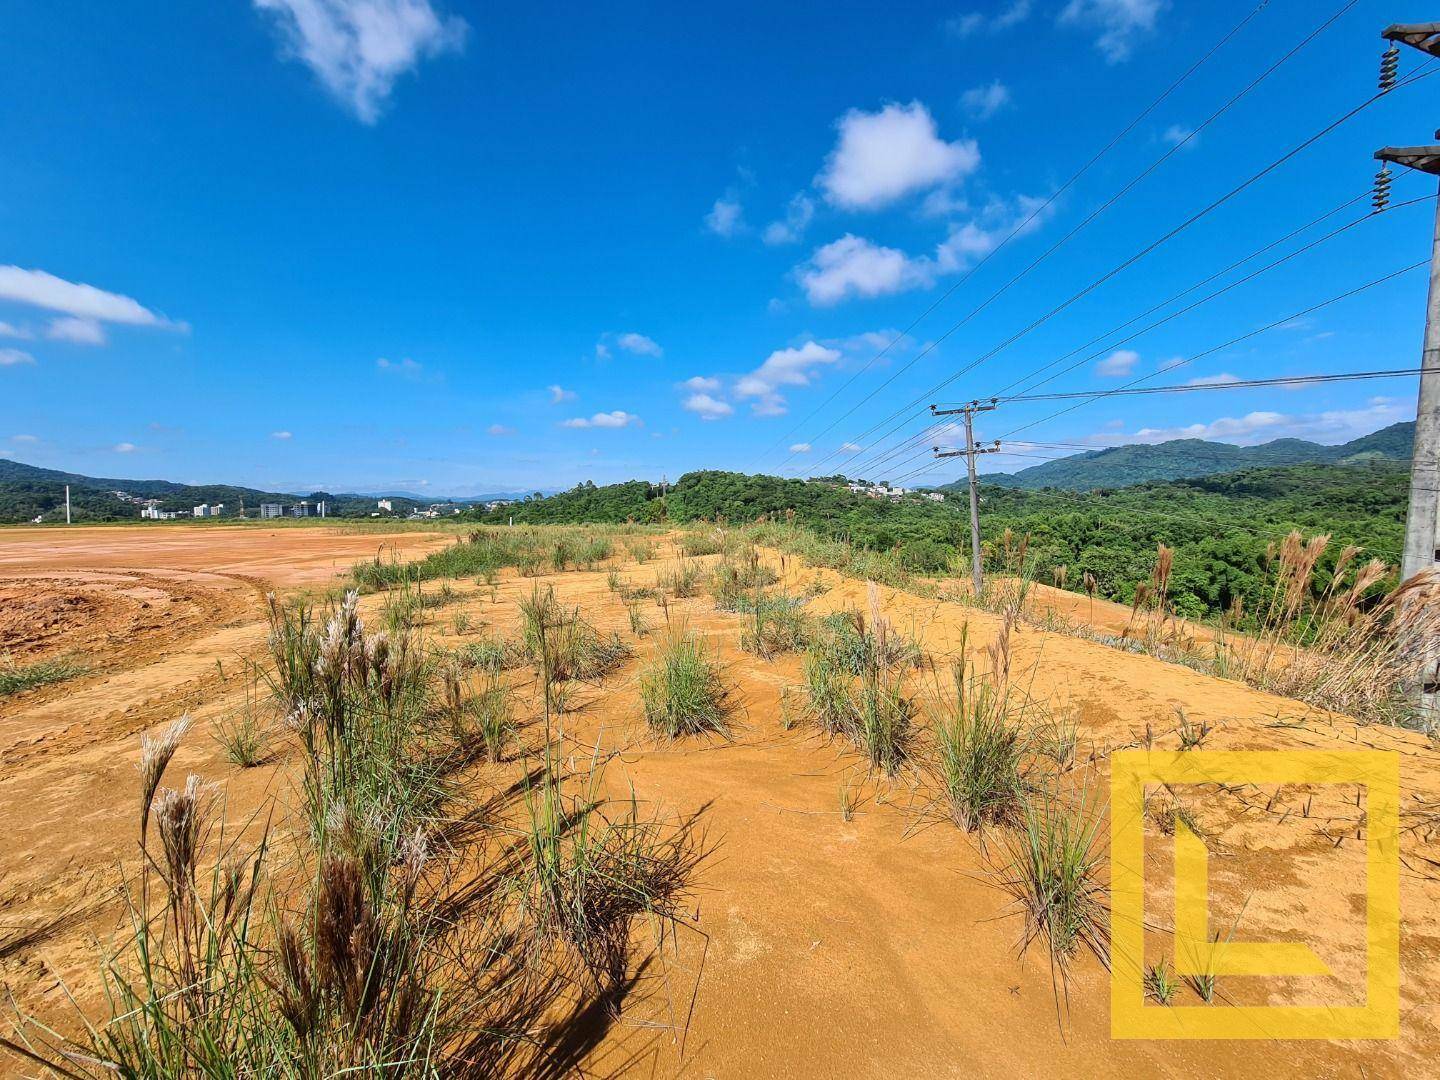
(953, 421, 1414, 492)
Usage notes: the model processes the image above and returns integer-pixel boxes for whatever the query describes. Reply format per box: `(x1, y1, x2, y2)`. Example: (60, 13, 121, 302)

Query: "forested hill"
(959, 421, 1414, 492)
(478, 461, 1409, 620)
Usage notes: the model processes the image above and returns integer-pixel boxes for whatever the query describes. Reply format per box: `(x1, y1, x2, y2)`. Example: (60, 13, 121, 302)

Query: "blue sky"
(0, 0, 1434, 495)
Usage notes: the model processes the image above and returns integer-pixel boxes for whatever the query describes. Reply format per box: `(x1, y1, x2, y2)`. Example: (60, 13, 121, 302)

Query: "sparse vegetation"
(0, 655, 86, 697)
(1001, 791, 1108, 967)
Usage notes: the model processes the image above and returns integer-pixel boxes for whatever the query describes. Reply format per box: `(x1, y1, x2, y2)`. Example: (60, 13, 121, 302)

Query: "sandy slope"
(1, 525, 1438, 1078)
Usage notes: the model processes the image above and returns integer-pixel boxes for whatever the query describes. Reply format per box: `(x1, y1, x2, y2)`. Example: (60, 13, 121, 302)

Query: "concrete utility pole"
(1375, 22, 1440, 582)
(64, 485, 71, 525)
(931, 400, 1000, 596)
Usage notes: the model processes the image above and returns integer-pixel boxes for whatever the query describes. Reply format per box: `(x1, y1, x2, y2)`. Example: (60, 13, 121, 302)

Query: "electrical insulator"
(1379, 43, 1400, 91)
(1372, 165, 1393, 212)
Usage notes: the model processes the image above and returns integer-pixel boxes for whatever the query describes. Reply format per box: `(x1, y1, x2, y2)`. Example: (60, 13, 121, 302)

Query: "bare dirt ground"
(2, 524, 1439, 1078)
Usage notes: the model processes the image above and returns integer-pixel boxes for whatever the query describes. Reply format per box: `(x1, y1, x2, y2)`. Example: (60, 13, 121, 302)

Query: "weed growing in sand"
(443, 663, 514, 762)
(932, 654, 1033, 831)
(626, 600, 650, 637)
(1175, 708, 1212, 750)
(626, 538, 655, 563)
(213, 673, 268, 769)
(739, 593, 811, 659)
(518, 584, 631, 683)
(0, 654, 86, 697)
(640, 630, 729, 738)
(1145, 959, 1179, 1005)
(657, 559, 701, 599)
(1001, 791, 1108, 968)
(680, 530, 726, 558)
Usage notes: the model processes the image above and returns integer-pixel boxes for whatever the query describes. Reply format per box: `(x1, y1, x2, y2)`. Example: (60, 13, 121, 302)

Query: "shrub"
(932, 660, 1033, 830)
(1001, 792, 1108, 967)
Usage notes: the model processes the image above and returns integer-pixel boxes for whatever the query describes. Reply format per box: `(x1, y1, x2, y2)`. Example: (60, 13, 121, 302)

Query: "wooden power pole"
(931, 400, 1000, 596)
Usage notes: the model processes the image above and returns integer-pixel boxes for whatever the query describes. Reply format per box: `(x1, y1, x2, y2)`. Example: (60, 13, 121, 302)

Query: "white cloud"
(615, 332, 662, 358)
(562, 410, 641, 429)
(961, 79, 1011, 121)
(705, 196, 745, 238)
(762, 193, 815, 246)
(0, 266, 173, 327)
(594, 342, 612, 361)
(11, 434, 38, 443)
(816, 101, 980, 211)
(0, 348, 36, 367)
(1061, 0, 1163, 63)
(47, 315, 106, 345)
(253, 0, 467, 123)
(1161, 124, 1197, 149)
(1185, 373, 1239, 387)
(735, 340, 842, 416)
(0, 321, 33, 340)
(840, 442, 864, 453)
(113, 442, 137, 453)
(1096, 349, 1139, 376)
(947, 0, 1031, 36)
(1113, 402, 1410, 446)
(789, 442, 812, 453)
(271, 430, 293, 440)
(487, 423, 516, 436)
(683, 393, 734, 420)
(933, 193, 1054, 272)
(681, 375, 720, 392)
(1156, 355, 1187, 372)
(798, 234, 933, 306)
(376, 356, 422, 374)
(547, 384, 577, 404)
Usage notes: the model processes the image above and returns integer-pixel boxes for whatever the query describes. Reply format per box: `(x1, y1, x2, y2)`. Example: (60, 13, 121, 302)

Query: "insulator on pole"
(1372, 165, 1393, 212)
(1379, 43, 1400, 91)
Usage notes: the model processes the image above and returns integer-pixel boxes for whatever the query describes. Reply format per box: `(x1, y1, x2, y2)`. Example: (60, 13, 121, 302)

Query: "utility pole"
(1376, 22, 1440, 718)
(64, 484, 71, 525)
(1374, 22, 1440, 582)
(931, 400, 1000, 596)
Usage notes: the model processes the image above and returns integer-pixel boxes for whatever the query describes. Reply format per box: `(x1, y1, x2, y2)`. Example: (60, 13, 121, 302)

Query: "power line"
(981, 366, 1440, 403)
(796, 59, 1437, 482)
(777, 0, 1393, 480)
(746, 0, 1278, 471)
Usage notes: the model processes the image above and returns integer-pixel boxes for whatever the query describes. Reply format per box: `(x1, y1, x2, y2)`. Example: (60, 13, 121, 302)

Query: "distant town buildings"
(377, 499, 393, 512)
(192, 503, 224, 518)
(839, 481, 944, 502)
(260, 503, 285, 519)
(141, 506, 181, 520)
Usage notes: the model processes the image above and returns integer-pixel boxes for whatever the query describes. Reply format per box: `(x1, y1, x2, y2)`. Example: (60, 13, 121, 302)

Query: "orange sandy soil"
(2, 525, 1440, 1078)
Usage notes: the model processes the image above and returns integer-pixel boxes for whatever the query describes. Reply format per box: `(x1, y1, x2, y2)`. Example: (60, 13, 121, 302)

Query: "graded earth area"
(1, 524, 1438, 1079)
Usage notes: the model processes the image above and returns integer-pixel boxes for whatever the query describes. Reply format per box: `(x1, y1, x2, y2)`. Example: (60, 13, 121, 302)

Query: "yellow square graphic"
(1110, 750, 1400, 1040)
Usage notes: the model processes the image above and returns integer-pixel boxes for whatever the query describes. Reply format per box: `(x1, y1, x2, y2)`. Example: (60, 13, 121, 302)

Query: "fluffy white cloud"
(562, 410, 641, 429)
(961, 79, 1011, 121)
(946, 0, 1031, 36)
(547, 384, 577, 404)
(487, 423, 516, 436)
(1110, 402, 1410, 446)
(789, 443, 812, 453)
(798, 235, 932, 306)
(0, 266, 172, 327)
(1096, 349, 1139, 376)
(615, 332, 662, 358)
(0, 348, 36, 367)
(271, 430, 293, 440)
(705, 196, 745, 237)
(0, 321, 33, 339)
(683, 393, 733, 420)
(1061, 0, 1163, 63)
(762, 193, 815, 246)
(735, 340, 841, 416)
(113, 442, 137, 453)
(1185, 373, 1238, 387)
(681, 375, 720, 392)
(47, 315, 105, 345)
(933, 193, 1054, 271)
(816, 102, 979, 210)
(840, 442, 864, 453)
(253, 0, 467, 123)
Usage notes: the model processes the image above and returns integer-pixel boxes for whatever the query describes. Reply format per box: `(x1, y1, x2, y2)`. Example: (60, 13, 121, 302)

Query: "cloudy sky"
(1, 0, 1432, 494)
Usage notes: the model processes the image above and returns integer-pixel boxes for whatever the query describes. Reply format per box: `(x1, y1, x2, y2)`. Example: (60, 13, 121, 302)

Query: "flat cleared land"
(2, 524, 1439, 1077)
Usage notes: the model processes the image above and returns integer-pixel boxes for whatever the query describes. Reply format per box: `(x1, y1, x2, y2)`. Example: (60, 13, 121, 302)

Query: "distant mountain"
(952, 421, 1414, 493)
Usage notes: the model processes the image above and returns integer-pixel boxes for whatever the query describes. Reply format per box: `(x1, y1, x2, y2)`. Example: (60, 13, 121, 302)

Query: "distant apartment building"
(260, 503, 285, 519)
(141, 506, 180, 520)
(377, 499, 393, 512)
(922, 492, 946, 502)
(192, 503, 224, 518)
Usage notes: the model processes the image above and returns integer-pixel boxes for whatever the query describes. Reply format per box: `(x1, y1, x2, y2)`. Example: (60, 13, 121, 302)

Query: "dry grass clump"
(679, 530, 727, 558)
(932, 654, 1033, 830)
(640, 630, 730, 738)
(442, 661, 516, 762)
(519, 584, 631, 683)
(739, 594, 811, 659)
(656, 559, 702, 599)
(799, 584, 918, 774)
